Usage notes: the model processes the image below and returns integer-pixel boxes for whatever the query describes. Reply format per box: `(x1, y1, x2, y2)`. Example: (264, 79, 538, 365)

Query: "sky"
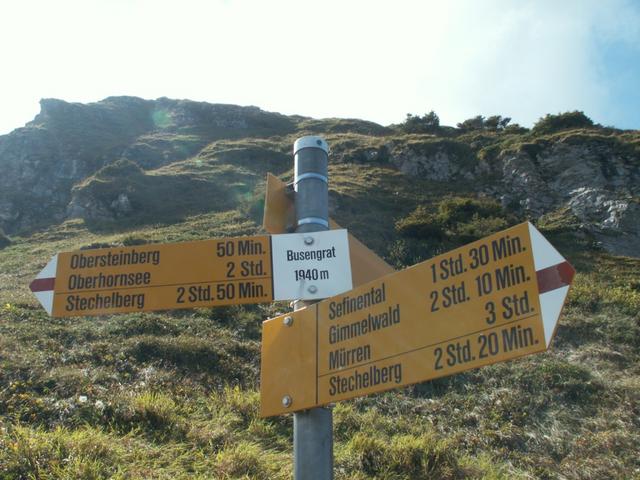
(1, 0, 639, 135)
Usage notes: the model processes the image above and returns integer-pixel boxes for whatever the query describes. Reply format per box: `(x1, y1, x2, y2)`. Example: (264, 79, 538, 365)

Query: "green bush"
(484, 115, 511, 131)
(400, 110, 441, 134)
(532, 111, 595, 135)
(436, 196, 503, 225)
(504, 123, 529, 134)
(453, 215, 509, 242)
(394, 205, 444, 240)
(395, 196, 510, 244)
(456, 115, 511, 132)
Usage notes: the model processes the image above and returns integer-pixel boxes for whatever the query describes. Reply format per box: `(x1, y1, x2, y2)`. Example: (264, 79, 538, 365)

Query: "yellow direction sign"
(261, 222, 575, 417)
(30, 236, 273, 317)
(262, 173, 395, 287)
(30, 230, 353, 317)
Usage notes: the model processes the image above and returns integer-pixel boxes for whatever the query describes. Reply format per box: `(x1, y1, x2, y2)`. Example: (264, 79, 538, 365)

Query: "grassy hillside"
(1, 108, 639, 478)
(1, 182, 639, 479)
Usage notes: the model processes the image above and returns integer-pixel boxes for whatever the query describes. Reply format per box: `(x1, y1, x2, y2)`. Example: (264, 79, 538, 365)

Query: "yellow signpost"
(261, 222, 575, 417)
(30, 236, 274, 317)
(262, 173, 395, 287)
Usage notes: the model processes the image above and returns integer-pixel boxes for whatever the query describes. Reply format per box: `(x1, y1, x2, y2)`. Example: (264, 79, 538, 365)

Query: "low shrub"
(400, 111, 441, 134)
(395, 196, 512, 245)
(532, 111, 595, 135)
(394, 206, 444, 240)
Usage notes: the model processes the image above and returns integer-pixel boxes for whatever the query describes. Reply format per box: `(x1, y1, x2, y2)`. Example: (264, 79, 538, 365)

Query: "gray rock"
(391, 149, 454, 180)
(499, 152, 556, 216)
(388, 141, 474, 181)
(0, 96, 296, 234)
(492, 137, 639, 256)
(567, 187, 640, 257)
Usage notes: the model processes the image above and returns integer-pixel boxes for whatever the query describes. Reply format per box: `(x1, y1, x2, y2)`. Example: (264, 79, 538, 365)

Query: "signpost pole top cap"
(293, 136, 329, 156)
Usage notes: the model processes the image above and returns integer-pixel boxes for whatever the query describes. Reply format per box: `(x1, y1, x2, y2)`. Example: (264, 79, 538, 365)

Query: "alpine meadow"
(0, 97, 639, 479)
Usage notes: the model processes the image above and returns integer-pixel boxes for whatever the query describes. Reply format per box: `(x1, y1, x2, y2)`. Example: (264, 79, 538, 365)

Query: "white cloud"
(0, 0, 638, 134)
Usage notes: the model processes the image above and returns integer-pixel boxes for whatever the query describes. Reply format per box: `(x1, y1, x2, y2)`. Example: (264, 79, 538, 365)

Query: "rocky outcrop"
(489, 139, 638, 218)
(0, 97, 297, 234)
(0, 125, 86, 232)
(498, 151, 556, 215)
(495, 136, 639, 256)
(388, 140, 476, 181)
(66, 159, 240, 226)
(567, 188, 640, 257)
(377, 132, 639, 257)
(0, 97, 155, 232)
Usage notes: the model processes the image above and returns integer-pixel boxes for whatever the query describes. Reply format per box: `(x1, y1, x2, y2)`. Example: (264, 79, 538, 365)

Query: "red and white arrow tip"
(29, 254, 58, 315)
(529, 223, 575, 347)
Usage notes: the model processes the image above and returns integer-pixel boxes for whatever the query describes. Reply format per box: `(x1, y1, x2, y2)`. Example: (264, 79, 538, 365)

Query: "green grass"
(2, 206, 638, 479)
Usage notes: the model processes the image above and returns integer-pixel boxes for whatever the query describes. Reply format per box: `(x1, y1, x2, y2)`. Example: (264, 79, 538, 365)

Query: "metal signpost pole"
(292, 135, 333, 480)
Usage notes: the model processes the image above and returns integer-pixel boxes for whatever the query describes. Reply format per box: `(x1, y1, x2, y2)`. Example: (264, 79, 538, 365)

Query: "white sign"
(271, 229, 352, 300)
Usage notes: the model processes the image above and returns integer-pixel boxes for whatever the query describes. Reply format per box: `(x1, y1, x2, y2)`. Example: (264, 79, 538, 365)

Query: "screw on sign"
(260, 222, 575, 417)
